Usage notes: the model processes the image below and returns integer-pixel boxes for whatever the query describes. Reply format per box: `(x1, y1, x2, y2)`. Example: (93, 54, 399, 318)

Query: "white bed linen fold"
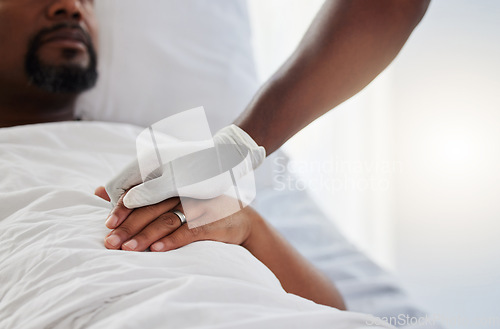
(0, 122, 393, 329)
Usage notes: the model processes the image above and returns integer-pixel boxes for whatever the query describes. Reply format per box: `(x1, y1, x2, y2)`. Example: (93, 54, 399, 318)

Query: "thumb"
(123, 176, 177, 208)
(106, 159, 143, 206)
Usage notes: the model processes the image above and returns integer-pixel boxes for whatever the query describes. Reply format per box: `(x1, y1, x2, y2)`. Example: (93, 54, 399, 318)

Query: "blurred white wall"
(390, 0, 500, 327)
(248, 1, 500, 328)
(248, 0, 397, 269)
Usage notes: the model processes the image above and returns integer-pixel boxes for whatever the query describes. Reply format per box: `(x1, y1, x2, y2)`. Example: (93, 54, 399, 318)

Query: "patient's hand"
(94, 186, 111, 202)
(94, 187, 346, 309)
(95, 186, 253, 252)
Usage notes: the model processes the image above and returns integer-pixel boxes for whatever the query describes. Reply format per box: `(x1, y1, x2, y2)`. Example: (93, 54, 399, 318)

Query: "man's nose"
(46, 0, 84, 22)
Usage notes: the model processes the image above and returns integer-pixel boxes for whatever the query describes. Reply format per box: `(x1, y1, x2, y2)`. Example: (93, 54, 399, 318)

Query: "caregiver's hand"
(95, 187, 254, 252)
(104, 124, 265, 210)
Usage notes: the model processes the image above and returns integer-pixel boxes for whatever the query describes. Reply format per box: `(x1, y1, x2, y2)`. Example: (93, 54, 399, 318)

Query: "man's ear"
(94, 186, 111, 202)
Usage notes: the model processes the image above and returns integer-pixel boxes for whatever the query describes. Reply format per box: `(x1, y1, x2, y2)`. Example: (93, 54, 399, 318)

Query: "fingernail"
(123, 239, 138, 250)
(105, 214, 118, 228)
(106, 234, 121, 248)
(151, 242, 164, 252)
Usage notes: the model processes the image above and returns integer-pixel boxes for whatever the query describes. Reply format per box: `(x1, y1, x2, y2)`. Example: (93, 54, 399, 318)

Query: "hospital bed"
(0, 1, 443, 328)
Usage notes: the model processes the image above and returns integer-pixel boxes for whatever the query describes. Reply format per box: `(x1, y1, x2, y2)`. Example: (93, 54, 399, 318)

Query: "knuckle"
(158, 213, 177, 228)
(143, 205, 157, 216)
(134, 230, 152, 242)
(113, 207, 128, 218)
(115, 224, 134, 237)
(116, 191, 126, 206)
(225, 223, 235, 234)
(165, 234, 182, 248)
(189, 226, 204, 237)
(169, 229, 191, 246)
(224, 216, 234, 228)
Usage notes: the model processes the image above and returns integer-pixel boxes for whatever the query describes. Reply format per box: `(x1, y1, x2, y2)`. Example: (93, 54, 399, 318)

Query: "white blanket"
(0, 122, 393, 329)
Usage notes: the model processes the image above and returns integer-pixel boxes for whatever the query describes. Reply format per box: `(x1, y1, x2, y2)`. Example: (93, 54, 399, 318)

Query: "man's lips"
(40, 28, 89, 51)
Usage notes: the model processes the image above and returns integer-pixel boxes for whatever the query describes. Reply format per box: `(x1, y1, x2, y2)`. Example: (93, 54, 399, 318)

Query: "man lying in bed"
(0, 0, 365, 326)
(0, 1, 398, 328)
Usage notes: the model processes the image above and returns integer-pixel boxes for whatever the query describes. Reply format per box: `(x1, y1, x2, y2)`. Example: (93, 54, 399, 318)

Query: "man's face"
(0, 0, 98, 94)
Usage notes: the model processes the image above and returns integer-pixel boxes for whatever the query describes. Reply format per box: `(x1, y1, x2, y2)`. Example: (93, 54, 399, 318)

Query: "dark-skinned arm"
(235, 0, 431, 154)
(243, 211, 346, 309)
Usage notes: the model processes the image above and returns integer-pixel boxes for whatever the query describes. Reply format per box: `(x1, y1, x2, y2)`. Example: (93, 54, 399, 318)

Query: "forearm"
(235, 0, 430, 154)
(242, 214, 346, 310)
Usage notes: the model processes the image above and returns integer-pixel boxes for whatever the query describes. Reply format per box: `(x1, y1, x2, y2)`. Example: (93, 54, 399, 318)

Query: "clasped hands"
(95, 124, 266, 252)
(95, 186, 256, 252)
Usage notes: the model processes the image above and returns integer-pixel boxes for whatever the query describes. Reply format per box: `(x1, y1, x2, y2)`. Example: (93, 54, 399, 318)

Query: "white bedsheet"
(0, 122, 393, 329)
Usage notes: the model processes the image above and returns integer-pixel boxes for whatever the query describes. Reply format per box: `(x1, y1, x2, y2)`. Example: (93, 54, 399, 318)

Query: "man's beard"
(24, 23, 98, 94)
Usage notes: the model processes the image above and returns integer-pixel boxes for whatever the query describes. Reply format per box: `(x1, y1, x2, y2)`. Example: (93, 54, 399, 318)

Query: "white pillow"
(76, 0, 259, 132)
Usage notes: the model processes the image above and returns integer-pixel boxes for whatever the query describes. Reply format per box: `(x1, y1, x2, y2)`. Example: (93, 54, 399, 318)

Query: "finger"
(150, 223, 205, 252)
(123, 177, 176, 209)
(121, 208, 184, 251)
(105, 159, 143, 206)
(104, 198, 180, 250)
(94, 186, 111, 202)
(152, 206, 254, 252)
(105, 191, 134, 229)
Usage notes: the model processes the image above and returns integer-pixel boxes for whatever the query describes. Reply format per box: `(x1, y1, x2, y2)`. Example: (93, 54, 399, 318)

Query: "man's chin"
(25, 24, 99, 94)
(25, 44, 98, 93)
(26, 62, 98, 94)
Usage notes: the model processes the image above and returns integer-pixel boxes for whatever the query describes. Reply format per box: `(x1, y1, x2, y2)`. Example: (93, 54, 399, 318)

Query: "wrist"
(241, 208, 266, 252)
(218, 125, 266, 169)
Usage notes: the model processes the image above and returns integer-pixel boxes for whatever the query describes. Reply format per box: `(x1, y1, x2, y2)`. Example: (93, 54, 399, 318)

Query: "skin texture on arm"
(235, 0, 431, 154)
